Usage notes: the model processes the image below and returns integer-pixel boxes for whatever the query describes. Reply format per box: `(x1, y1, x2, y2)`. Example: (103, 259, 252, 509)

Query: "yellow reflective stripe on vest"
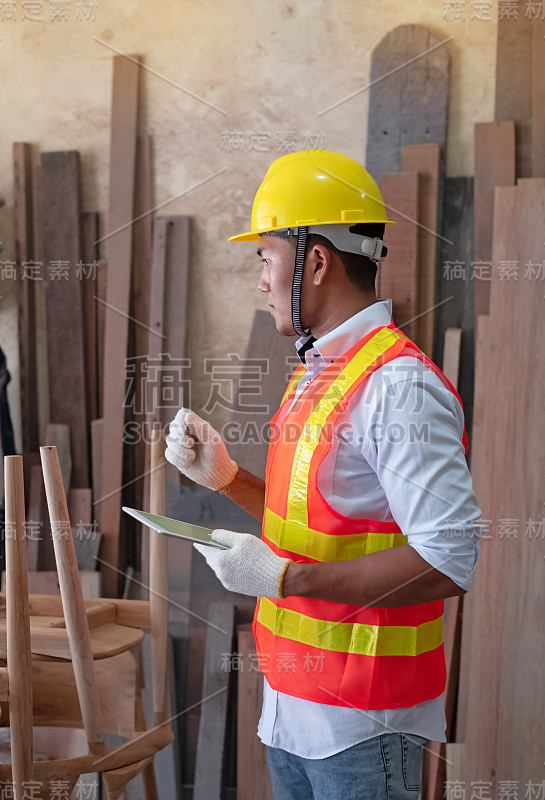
(287, 327, 403, 527)
(264, 508, 408, 562)
(257, 597, 443, 657)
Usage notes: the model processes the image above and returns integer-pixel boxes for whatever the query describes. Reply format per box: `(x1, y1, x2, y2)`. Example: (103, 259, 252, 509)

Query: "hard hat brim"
(229, 218, 395, 243)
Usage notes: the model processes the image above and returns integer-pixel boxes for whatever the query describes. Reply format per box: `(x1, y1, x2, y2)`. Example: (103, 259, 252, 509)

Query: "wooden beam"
(99, 54, 141, 597)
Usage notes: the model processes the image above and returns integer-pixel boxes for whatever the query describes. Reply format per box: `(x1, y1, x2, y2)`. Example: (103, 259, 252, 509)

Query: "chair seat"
(0, 599, 144, 660)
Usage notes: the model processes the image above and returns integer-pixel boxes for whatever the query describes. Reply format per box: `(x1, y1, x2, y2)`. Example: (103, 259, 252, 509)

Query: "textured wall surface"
(0, 0, 497, 450)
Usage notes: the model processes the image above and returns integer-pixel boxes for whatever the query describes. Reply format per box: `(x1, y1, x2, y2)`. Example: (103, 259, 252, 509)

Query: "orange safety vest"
(252, 321, 469, 710)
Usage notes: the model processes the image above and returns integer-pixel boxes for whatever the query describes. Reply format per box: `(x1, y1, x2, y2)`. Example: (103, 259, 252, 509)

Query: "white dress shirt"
(257, 299, 483, 758)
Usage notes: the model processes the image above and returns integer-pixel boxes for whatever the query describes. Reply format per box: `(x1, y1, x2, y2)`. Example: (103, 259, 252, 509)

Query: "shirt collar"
(295, 299, 393, 367)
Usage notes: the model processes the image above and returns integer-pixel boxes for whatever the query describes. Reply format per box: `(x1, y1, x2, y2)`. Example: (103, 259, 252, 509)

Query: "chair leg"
(141, 760, 159, 800)
(4, 456, 34, 798)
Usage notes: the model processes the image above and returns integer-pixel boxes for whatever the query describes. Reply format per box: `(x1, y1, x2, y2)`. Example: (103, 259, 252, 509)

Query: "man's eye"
(261, 258, 269, 266)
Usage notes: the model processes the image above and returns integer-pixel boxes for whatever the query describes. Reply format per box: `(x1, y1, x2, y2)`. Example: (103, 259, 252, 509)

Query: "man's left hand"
(193, 530, 292, 598)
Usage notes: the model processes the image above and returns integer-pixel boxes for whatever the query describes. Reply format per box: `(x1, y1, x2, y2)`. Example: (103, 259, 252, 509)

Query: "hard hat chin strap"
(291, 226, 311, 337)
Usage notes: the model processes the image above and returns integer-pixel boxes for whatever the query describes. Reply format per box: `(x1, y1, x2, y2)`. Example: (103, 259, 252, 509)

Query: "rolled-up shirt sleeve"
(360, 360, 484, 591)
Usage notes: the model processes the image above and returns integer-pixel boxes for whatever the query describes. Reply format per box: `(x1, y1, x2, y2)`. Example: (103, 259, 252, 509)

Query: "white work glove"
(165, 407, 238, 491)
(193, 530, 293, 598)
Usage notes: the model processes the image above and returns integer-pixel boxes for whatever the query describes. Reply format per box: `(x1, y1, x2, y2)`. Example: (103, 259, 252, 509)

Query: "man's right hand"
(164, 408, 238, 491)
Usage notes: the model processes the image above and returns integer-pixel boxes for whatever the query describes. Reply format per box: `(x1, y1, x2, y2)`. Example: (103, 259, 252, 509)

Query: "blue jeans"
(266, 732, 428, 800)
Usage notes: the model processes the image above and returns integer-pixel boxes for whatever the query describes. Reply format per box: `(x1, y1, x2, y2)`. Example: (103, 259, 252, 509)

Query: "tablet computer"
(122, 507, 230, 549)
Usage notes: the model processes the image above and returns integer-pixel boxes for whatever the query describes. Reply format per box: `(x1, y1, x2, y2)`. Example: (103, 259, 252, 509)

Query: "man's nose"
(257, 265, 269, 293)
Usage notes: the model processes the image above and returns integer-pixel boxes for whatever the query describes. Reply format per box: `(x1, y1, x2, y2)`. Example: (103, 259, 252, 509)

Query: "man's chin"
(274, 321, 297, 337)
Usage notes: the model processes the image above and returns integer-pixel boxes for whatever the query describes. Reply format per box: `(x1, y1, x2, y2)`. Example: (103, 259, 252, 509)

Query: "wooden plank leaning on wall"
(41, 150, 89, 490)
(401, 143, 441, 358)
(473, 122, 515, 318)
(13, 142, 39, 455)
(98, 54, 141, 597)
(378, 170, 420, 342)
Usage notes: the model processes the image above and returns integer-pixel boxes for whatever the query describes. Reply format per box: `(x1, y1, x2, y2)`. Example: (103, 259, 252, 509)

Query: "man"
(165, 150, 482, 800)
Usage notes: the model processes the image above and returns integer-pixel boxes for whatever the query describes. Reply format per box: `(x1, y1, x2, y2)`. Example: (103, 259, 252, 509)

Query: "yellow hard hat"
(229, 149, 394, 242)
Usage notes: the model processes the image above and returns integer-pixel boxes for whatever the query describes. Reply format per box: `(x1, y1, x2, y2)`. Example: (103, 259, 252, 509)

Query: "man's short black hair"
(307, 223, 385, 294)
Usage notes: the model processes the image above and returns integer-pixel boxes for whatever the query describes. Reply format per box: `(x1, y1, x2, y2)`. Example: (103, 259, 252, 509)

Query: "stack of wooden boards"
(445, 6, 545, 790)
(13, 55, 190, 601)
(12, 53, 190, 799)
(446, 180, 545, 796)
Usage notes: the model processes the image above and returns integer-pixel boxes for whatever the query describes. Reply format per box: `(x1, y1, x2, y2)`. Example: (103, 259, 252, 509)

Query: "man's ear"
(308, 243, 332, 286)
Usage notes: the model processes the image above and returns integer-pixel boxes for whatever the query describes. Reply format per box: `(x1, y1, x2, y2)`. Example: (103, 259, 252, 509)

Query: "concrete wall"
(0, 0, 497, 451)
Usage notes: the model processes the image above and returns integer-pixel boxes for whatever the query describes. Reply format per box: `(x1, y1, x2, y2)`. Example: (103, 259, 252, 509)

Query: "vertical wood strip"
(379, 171, 420, 342)
(193, 603, 234, 800)
(96, 260, 107, 420)
(159, 216, 191, 492)
(236, 625, 274, 800)
(13, 143, 39, 454)
(131, 133, 154, 514)
(474, 121, 515, 317)
(99, 54, 141, 597)
(140, 217, 167, 593)
(401, 143, 440, 357)
(81, 212, 100, 423)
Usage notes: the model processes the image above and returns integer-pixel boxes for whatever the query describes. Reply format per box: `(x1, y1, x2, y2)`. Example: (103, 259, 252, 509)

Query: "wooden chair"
(0, 430, 173, 800)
